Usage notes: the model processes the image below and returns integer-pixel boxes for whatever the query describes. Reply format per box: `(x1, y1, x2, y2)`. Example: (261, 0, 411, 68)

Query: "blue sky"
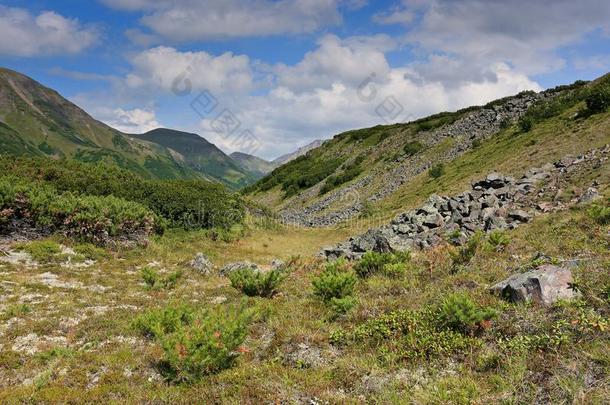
(1, 0, 609, 159)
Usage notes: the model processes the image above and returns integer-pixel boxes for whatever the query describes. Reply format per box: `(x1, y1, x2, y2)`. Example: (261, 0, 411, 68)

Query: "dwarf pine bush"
(312, 260, 357, 303)
(229, 267, 285, 297)
(436, 293, 497, 335)
(353, 251, 412, 278)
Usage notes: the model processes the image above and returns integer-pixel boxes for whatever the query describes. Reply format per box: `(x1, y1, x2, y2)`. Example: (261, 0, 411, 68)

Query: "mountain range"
(0, 67, 318, 189)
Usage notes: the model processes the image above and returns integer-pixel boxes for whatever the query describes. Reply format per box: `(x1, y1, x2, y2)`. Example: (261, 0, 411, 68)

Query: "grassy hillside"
(230, 152, 277, 179)
(131, 129, 256, 189)
(245, 77, 608, 227)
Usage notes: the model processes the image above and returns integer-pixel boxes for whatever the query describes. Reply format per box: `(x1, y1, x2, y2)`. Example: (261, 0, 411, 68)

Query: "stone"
(422, 213, 444, 228)
(508, 209, 531, 222)
(578, 187, 600, 204)
(271, 259, 286, 271)
(219, 261, 259, 276)
(189, 253, 213, 275)
(490, 265, 578, 305)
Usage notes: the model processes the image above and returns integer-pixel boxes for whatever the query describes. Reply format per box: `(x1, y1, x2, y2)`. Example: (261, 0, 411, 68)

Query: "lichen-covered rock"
(189, 252, 213, 275)
(219, 261, 259, 276)
(490, 265, 578, 305)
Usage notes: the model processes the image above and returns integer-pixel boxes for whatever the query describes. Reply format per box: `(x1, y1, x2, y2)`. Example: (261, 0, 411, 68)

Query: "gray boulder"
(219, 261, 259, 276)
(189, 253, 213, 275)
(491, 265, 578, 305)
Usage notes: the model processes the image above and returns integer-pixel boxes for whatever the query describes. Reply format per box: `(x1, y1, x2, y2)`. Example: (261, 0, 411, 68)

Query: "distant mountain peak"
(272, 139, 324, 165)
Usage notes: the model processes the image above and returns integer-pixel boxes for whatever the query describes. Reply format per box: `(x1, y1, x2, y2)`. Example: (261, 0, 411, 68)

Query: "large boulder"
(491, 265, 578, 305)
(189, 253, 213, 275)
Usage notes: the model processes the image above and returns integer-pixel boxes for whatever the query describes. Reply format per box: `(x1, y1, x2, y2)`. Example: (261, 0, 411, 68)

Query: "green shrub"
(229, 267, 285, 298)
(73, 243, 108, 261)
(329, 296, 357, 315)
(382, 262, 407, 278)
(428, 163, 445, 179)
(133, 304, 195, 339)
(486, 230, 511, 251)
(312, 260, 357, 302)
(588, 200, 610, 225)
(403, 141, 424, 156)
(449, 232, 483, 267)
(141, 267, 183, 290)
(14, 240, 61, 262)
(135, 303, 251, 382)
(319, 156, 365, 195)
(353, 251, 412, 278)
(158, 306, 251, 382)
(436, 293, 497, 334)
(0, 177, 159, 245)
(518, 115, 534, 132)
(585, 85, 610, 114)
(0, 157, 245, 230)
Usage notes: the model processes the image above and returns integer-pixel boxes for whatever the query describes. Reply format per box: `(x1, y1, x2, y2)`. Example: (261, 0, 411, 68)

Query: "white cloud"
(126, 46, 254, 95)
(381, 0, 610, 76)
(105, 108, 161, 133)
(101, 0, 344, 41)
(0, 6, 98, 57)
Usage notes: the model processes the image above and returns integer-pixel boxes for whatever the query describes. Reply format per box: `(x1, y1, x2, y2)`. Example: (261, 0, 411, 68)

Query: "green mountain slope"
(131, 128, 256, 188)
(245, 74, 610, 227)
(230, 151, 277, 179)
(0, 67, 199, 180)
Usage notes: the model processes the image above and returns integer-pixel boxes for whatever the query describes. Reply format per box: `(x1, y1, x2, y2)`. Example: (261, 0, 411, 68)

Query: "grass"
(0, 195, 607, 402)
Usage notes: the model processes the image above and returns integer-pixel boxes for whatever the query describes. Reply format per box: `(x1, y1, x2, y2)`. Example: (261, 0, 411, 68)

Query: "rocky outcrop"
(490, 265, 578, 305)
(219, 261, 259, 276)
(281, 91, 548, 227)
(322, 146, 609, 260)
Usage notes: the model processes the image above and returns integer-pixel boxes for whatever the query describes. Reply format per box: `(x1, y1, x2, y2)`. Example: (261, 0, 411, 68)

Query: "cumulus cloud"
(0, 6, 98, 57)
(380, 0, 610, 77)
(104, 108, 161, 133)
(125, 46, 254, 95)
(101, 0, 344, 41)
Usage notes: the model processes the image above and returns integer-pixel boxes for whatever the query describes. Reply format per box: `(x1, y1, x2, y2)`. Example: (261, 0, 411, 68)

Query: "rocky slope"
(323, 145, 609, 259)
(230, 151, 277, 179)
(272, 139, 324, 166)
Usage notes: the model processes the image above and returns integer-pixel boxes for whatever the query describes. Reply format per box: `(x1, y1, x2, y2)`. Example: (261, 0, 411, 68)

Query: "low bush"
(312, 260, 357, 303)
(449, 232, 483, 268)
(73, 243, 108, 261)
(403, 141, 424, 156)
(585, 85, 610, 115)
(588, 200, 610, 225)
(14, 240, 61, 262)
(353, 251, 412, 278)
(428, 163, 445, 179)
(0, 157, 245, 230)
(141, 267, 183, 290)
(435, 293, 497, 335)
(135, 304, 251, 383)
(486, 230, 511, 251)
(0, 176, 159, 245)
(133, 304, 195, 339)
(319, 156, 365, 195)
(382, 262, 408, 278)
(229, 267, 285, 298)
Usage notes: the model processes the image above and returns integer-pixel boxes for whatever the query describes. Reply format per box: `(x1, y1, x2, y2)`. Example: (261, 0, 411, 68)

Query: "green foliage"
(133, 303, 196, 339)
(428, 163, 445, 179)
(135, 303, 251, 383)
(328, 296, 357, 315)
(312, 260, 357, 302)
(353, 251, 412, 278)
(486, 230, 511, 251)
(73, 243, 108, 261)
(14, 240, 61, 262)
(141, 267, 183, 290)
(3, 303, 31, 318)
(435, 293, 497, 334)
(588, 200, 610, 225)
(382, 262, 408, 278)
(319, 155, 365, 195)
(332, 308, 477, 360)
(228, 267, 285, 298)
(0, 156, 245, 230)
(585, 84, 610, 115)
(403, 141, 424, 156)
(450, 232, 483, 267)
(518, 115, 534, 132)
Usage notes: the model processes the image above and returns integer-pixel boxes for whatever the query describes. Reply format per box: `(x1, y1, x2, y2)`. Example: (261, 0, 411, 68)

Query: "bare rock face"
(189, 253, 213, 275)
(490, 265, 578, 305)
